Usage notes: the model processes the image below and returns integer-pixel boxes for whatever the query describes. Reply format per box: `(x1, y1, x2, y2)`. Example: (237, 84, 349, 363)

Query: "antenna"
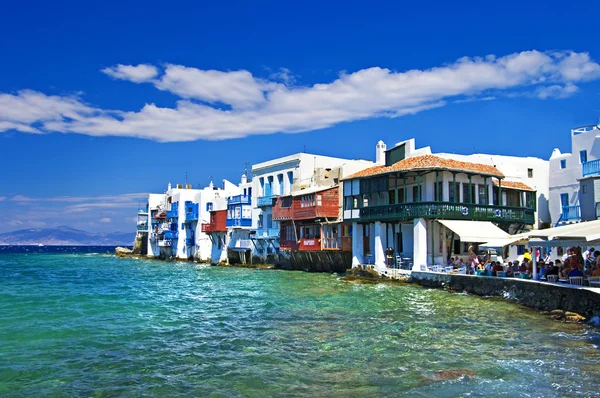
(185, 171, 188, 186)
(244, 162, 249, 176)
(304, 145, 306, 153)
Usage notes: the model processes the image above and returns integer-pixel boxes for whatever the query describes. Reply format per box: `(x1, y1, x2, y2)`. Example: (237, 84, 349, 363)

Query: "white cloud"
(99, 217, 112, 223)
(101, 64, 158, 83)
(0, 196, 6, 201)
(2, 50, 600, 142)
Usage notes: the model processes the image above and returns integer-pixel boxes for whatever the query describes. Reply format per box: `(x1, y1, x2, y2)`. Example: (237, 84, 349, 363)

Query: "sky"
(1, 0, 600, 234)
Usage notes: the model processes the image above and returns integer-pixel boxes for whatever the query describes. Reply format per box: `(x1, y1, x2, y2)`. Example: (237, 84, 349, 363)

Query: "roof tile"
(344, 154, 505, 179)
(492, 179, 535, 191)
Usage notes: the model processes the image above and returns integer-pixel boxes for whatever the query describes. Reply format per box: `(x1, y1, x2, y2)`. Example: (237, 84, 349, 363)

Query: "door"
(560, 193, 569, 207)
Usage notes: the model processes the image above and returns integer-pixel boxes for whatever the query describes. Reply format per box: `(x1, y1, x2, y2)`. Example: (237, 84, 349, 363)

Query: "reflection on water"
(0, 253, 598, 397)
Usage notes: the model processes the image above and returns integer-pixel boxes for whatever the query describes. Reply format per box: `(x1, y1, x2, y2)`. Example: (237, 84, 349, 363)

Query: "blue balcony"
(226, 218, 253, 228)
(255, 228, 280, 238)
(257, 195, 279, 207)
(228, 195, 251, 205)
(164, 231, 179, 240)
(561, 205, 581, 221)
(184, 202, 199, 221)
(582, 159, 600, 177)
(166, 203, 179, 219)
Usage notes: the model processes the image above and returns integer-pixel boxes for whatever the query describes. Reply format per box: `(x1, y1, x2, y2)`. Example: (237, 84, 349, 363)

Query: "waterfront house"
(201, 197, 229, 263)
(549, 124, 600, 226)
(250, 153, 373, 262)
(343, 139, 538, 271)
(226, 174, 253, 264)
(144, 181, 239, 260)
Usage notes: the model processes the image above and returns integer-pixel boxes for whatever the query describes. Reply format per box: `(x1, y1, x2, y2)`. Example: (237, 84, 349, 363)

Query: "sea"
(1, 246, 599, 397)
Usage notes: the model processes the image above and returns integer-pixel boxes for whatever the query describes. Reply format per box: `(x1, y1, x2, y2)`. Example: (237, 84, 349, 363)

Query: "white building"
(250, 153, 373, 262)
(145, 181, 239, 260)
(549, 124, 600, 226)
(226, 174, 254, 264)
(343, 138, 542, 272)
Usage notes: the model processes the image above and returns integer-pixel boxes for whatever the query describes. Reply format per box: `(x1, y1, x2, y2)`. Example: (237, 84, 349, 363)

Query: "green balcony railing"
(358, 202, 535, 224)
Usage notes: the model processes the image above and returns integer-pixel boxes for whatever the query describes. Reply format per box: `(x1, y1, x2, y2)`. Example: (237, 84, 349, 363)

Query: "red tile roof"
(344, 154, 505, 179)
(492, 179, 535, 191)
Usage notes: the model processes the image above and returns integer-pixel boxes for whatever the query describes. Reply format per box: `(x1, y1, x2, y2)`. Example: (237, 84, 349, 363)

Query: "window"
(353, 197, 358, 208)
(363, 195, 369, 207)
(281, 197, 293, 208)
(462, 184, 475, 204)
(284, 225, 294, 241)
(206, 202, 213, 211)
(277, 174, 284, 195)
(527, 168, 533, 178)
(316, 194, 322, 206)
(580, 150, 588, 164)
(448, 182, 456, 202)
(287, 172, 294, 194)
(517, 245, 526, 255)
(560, 193, 569, 207)
(583, 185, 588, 194)
(388, 190, 396, 204)
(343, 225, 352, 237)
(560, 159, 567, 169)
(398, 188, 405, 203)
(478, 185, 487, 205)
(433, 181, 443, 201)
(412, 186, 421, 202)
(301, 194, 316, 208)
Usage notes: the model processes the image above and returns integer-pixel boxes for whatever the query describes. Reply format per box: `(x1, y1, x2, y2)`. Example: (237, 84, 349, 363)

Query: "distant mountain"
(0, 226, 135, 246)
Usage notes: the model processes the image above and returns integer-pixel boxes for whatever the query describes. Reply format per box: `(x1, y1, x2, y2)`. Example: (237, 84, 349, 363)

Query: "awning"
(437, 220, 509, 243)
(479, 234, 529, 248)
(526, 219, 600, 243)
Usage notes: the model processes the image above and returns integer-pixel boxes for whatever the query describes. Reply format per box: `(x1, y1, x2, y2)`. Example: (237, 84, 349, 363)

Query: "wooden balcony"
(358, 202, 535, 224)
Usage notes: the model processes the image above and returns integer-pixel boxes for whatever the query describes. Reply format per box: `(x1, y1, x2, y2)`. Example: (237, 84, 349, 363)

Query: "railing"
(255, 228, 280, 238)
(157, 240, 172, 247)
(226, 218, 252, 227)
(561, 205, 581, 222)
(257, 195, 279, 207)
(358, 202, 535, 224)
(163, 231, 178, 240)
(582, 159, 600, 177)
(228, 195, 251, 205)
(230, 239, 253, 249)
(185, 212, 199, 222)
(201, 223, 226, 233)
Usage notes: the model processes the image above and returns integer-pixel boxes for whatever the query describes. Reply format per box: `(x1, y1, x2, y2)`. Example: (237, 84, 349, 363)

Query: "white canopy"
(526, 219, 600, 242)
(479, 234, 529, 248)
(437, 220, 509, 243)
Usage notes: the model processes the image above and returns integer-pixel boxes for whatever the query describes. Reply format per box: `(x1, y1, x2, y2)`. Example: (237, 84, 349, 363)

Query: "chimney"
(376, 140, 387, 165)
(241, 174, 248, 184)
(167, 182, 172, 190)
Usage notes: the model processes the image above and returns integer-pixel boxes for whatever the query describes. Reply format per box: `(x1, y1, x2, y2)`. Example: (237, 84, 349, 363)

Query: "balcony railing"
(257, 195, 279, 207)
(163, 231, 179, 240)
(228, 195, 251, 205)
(254, 228, 280, 238)
(226, 218, 252, 228)
(230, 239, 253, 250)
(561, 205, 581, 221)
(185, 212, 199, 222)
(157, 240, 172, 247)
(201, 223, 226, 233)
(358, 202, 535, 224)
(582, 159, 600, 177)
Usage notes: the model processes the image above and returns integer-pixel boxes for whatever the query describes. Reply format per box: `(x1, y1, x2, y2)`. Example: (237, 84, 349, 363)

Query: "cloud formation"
(1, 50, 600, 142)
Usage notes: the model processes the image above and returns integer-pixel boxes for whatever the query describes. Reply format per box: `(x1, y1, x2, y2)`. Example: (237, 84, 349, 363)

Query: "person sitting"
(523, 249, 531, 262)
(537, 263, 547, 280)
(519, 261, 528, 274)
(447, 257, 454, 267)
(559, 265, 570, 279)
(546, 261, 558, 276)
(568, 263, 584, 278)
(592, 266, 600, 277)
(493, 261, 504, 276)
(454, 257, 461, 267)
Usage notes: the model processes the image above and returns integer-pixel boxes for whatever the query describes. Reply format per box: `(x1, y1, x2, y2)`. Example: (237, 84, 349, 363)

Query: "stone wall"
(275, 250, 351, 273)
(409, 272, 600, 318)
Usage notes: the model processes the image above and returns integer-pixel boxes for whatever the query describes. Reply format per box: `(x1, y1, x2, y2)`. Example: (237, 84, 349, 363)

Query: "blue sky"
(1, 0, 600, 234)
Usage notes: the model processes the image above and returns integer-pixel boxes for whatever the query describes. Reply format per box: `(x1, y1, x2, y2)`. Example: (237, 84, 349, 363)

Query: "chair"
(420, 265, 427, 272)
(569, 276, 584, 286)
(546, 275, 558, 283)
(458, 267, 466, 275)
(588, 276, 600, 287)
(496, 271, 503, 277)
(513, 272, 521, 278)
(445, 266, 454, 273)
(396, 256, 402, 269)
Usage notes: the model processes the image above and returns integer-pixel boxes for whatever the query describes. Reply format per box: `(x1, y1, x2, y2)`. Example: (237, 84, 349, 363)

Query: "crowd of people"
(446, 246, 600, 282)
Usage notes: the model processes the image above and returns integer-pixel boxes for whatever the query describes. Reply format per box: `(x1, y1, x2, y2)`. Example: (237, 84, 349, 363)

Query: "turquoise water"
(1, 254, 599, 397)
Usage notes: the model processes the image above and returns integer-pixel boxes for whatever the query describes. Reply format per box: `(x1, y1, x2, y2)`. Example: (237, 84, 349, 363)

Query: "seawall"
(409, 272, 600, 318)
(276, 250, 351, 273)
